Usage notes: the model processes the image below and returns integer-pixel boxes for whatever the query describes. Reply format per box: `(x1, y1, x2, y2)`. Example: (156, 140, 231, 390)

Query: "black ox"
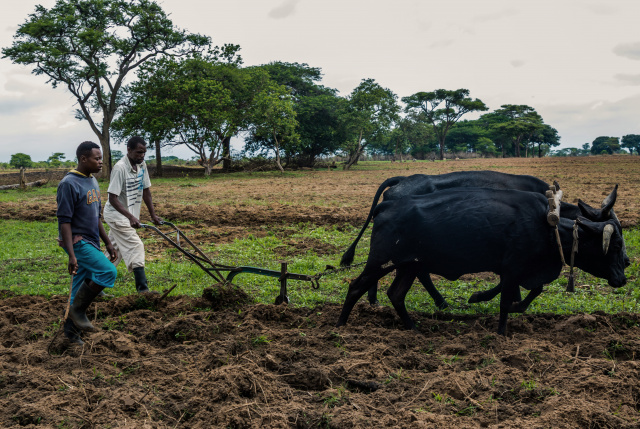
(335, 187, 627, 335)
(340, 170, 628, 308)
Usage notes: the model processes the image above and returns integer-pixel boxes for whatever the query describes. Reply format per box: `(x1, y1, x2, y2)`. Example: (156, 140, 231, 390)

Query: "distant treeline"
(3, 0, 640, 177)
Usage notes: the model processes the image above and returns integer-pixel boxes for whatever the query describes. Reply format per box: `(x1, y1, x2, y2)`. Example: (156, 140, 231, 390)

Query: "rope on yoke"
(567, 221, 580, 292)
(551, 220, 580, 293)
(546, 183, 579, 292)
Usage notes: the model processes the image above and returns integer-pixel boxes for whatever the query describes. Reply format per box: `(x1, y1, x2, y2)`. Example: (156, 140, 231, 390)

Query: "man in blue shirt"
(57, 141, 118, 344)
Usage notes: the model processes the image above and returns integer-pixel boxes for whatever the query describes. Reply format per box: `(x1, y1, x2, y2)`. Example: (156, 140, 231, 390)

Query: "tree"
(475, 137, 498, 157)
(2, 0, 208, 179)
(259, 62, 350, 166)
(402, 89, 488, 160)
(445, 120, 488, 154)
(111, 150, 124, 163)
(491, 105, 544, 157)
(343, 79, 399, 170)
(10, 153, 33, 169)
(591, 136, 621, 155)
(530, 124, 560, 157)
(47, 152, 66, 167)
(621, 134, 640, 154)
(246, 81, 299, 172)
(115, 50, 249, 176)
(580, 143, 591, 156)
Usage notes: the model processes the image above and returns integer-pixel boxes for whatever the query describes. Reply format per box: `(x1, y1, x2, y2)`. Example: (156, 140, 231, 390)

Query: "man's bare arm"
(143, 188, 162, 225)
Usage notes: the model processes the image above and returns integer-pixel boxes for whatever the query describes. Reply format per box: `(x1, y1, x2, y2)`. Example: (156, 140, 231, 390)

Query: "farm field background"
(1, 156, 640, 428)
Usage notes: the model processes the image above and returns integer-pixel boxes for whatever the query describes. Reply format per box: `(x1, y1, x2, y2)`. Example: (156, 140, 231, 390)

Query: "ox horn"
(602, 224, 614, 255)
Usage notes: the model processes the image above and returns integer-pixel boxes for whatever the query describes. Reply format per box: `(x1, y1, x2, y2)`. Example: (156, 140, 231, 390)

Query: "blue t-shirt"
(56, 171, 102, 250)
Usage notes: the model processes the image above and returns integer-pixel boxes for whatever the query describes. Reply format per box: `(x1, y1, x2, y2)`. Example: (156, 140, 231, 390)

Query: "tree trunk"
(344, 130, 364, 170)
(99, 134, 112, 180)
(439, 137, 445, 160)
(273, 132, 284, 173)
(19, 168, 26, 189)
(222, 136, 231, 171)
(204, 162, 213, 176)
(0, 177, 49, 191)
(154, 140, 163, 177)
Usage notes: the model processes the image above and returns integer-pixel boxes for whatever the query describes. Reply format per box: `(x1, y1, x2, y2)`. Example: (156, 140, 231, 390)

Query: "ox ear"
(600, 185, 618, 216)
(577, 199, 603, 220)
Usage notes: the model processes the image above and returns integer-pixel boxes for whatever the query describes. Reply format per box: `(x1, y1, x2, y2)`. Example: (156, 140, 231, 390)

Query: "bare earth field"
(1, 156, 640, 428)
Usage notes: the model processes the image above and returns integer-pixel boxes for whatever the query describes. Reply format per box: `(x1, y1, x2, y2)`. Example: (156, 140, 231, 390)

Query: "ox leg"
(367, 282, 379, 306)
(468, 281, 522, 304)
(336, 265, 385, 328)
(508, 286, 543, 314)
(416, 269, 448, 309)
(497, 282, 520, 336)
(387, 264, 420, 330)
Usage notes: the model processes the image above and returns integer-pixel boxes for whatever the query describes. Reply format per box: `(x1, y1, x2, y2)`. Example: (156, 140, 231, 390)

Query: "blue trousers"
(64, 240, 117, 303)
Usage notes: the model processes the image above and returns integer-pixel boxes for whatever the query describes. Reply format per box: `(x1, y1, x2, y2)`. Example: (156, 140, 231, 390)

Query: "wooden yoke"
(546, 183, 563, 226)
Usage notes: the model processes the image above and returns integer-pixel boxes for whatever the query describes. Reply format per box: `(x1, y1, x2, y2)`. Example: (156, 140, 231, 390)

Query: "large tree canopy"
(121, 53, 253, 176)
(591, 136, 621, 155)
(621, 134, 640, 155)
(258, 62, 348, 166)
(343, 78, 399, 170)
(402, 89, 488, 160)
(2, 0, 208, 178)
(491, 105, 545, 157)
(246, 80, 299, 172)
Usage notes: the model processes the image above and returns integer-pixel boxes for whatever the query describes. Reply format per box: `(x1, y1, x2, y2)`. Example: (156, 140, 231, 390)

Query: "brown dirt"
(2, 156, 640, 428)
(2, 289, 640, 428)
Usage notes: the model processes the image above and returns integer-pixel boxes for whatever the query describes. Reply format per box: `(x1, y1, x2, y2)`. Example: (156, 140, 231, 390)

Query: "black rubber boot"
(63, 317, 84, 345)
(68, 280, 103, 332)
(133, 267, 158, 294)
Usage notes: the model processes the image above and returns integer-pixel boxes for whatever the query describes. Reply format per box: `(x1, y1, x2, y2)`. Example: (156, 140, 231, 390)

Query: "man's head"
(127, 136, 147, 165)
(76, 141, 102, 174)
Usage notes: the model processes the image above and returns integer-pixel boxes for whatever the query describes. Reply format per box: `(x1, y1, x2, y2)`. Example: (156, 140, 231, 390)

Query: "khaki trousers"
(104, 218, 145, 271)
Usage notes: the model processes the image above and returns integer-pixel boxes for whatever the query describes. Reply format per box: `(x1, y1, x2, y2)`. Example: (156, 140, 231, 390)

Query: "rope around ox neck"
(553, 220, 579, 292)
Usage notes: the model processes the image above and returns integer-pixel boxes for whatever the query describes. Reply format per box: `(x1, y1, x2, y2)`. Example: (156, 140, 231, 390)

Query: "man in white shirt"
(103, 136, 162, 294)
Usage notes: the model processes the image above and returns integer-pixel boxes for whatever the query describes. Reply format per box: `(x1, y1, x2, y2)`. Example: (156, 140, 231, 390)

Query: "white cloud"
(473, 8, 519, 23)
(614, 73, 640, 85)
(429, 39, 455, 49)
(539, 95, 640, 147)
(612, 42, 640, 60)
(268, 0, 300, 19)
(1, 0, 640, 161)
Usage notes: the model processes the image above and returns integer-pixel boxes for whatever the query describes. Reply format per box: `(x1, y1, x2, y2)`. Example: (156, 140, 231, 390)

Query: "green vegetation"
(0, 216, 638, 317)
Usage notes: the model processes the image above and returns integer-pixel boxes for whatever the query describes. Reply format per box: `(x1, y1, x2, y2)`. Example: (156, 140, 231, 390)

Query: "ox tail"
(340, 176, 405, 266)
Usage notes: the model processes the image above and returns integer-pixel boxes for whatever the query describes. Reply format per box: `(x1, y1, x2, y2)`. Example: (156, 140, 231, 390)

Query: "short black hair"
(127, 136, 147, 150)
(76, 141, 100, 160)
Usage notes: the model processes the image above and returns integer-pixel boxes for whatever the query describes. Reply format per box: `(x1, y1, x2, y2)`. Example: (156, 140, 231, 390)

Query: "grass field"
(3, 157, 640, 428)
(1, 156, 639, 317)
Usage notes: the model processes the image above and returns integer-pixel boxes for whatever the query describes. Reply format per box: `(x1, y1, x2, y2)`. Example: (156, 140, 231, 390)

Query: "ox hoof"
(436, 300, 449, 310)
(368, 300, 380, 307)
(508, 301, 526, 313)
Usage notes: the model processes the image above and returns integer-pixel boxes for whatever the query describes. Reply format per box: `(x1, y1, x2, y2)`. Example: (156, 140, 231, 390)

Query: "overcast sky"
(1, 0, 639, 162)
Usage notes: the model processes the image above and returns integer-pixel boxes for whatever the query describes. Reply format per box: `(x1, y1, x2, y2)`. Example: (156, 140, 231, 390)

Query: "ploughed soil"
(3, 290, 640, 428)
(2, 156, 640, 428)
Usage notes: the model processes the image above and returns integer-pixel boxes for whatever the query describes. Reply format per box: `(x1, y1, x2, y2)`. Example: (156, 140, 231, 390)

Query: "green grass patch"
(0, 219, 638, 317)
